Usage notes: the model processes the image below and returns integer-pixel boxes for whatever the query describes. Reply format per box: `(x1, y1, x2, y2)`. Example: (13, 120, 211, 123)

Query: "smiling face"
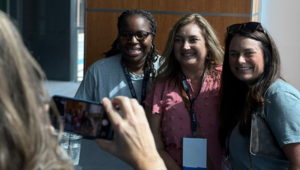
(229, 35, 265, 86)
(118, 15, 153, 65)
(174, 22, 208, 70)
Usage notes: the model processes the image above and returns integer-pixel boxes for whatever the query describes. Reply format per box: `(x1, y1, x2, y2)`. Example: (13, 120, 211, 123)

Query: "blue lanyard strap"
(121, 59, 149, 108)
(181, 72, 206, 137)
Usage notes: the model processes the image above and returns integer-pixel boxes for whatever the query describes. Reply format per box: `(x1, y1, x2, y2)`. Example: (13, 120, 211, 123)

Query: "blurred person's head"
(154, 13, 223, 84)
(104, 9, 159, 77)
(0, 10, 73, 169)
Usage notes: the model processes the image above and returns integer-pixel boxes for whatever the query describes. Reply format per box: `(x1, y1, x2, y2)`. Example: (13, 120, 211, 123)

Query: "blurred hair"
(83, 110, 88, 116)
(0, 11, 73, 169)
(103, 9, 159, 77)
(219, 25, 282, 148)
(153, 13, 224, 85)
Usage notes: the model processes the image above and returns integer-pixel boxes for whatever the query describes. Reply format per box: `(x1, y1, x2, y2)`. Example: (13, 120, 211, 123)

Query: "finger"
(95, 139, 114, 154)
(130, 99, 152, 133)
(45, 125, 58, 135)
(111, 96, 134, 119)
(47, 125, 55, 132)
(130, 99, 145, 117)
(102, 97, 122, 127)
(44, 104, 49, 112)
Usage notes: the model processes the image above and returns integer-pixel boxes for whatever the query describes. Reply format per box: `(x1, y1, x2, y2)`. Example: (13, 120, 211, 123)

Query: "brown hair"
(153, 13, 223, 85)
(0, 11, 73, 169)
(219, 26, 282, 147)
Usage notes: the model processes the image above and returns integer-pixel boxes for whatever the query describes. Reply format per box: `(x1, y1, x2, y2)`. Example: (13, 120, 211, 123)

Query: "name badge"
(183, 138, 207, 170)
(221, 155, 232, 170)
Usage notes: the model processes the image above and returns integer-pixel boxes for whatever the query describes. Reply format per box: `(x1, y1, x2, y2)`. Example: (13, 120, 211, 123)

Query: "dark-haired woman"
(219, 22, 300, 169)
(75, 9, 160, 106)
(80, 110, 94, 136)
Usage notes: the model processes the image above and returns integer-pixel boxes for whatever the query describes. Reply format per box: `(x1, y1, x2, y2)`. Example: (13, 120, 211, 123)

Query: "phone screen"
(50, 95, 114, 140)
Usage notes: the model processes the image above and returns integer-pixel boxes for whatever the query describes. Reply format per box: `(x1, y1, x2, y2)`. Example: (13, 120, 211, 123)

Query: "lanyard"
(225, 131, 232, 158)
(121, 59, 149, 108)
(181, 72, 206, 137)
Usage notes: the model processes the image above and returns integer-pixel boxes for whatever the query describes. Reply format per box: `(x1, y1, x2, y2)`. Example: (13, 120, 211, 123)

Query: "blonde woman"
(0, 11, 74, 169)
(145, 14, 224, 170)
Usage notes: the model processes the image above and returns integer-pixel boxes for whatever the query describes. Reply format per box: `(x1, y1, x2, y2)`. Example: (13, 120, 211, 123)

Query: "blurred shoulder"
(154, 77, 175, 90)
(213, 64, 223, 72)
(87, 53, 122, 72)
(208, 64, 222, 77)
(265, 79, 300, 99)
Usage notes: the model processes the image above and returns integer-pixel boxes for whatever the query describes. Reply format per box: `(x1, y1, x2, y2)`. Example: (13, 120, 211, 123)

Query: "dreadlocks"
(104, 9, 158, 77)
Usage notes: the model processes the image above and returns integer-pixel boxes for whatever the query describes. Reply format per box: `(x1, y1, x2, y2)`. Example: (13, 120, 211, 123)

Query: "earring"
(151, 44, 153, 49)
(117, 44, 120, 50)
(206, 52, 211, 70)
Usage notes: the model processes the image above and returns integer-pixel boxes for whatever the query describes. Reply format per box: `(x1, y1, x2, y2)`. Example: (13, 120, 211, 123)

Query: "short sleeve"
(144, 82, 166, 114)
(264, 91, 300, 147)
(75, 68, 96, 101)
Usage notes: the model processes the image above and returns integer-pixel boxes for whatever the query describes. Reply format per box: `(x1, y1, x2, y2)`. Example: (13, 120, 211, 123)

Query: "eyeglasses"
(119, 30, 153, 41)
(227, 22, 265, 34)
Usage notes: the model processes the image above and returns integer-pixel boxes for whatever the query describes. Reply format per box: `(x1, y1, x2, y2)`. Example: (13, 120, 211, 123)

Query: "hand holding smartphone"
(50, 95, 114, 140)
(96, 97, 167, 170)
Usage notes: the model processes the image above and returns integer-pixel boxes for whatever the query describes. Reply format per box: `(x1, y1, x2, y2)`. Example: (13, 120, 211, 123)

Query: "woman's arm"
(96, 97, 166, 170)
(264, 89, 300, 170)
(283, 143, 300, 170)
(145, 106, 182, 170)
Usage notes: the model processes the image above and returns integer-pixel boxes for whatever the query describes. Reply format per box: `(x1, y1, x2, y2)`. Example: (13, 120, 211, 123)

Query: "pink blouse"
(145, 66, 223, 170)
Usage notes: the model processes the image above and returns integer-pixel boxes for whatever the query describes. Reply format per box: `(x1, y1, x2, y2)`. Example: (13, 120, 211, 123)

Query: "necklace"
(127, 67, 143, 75)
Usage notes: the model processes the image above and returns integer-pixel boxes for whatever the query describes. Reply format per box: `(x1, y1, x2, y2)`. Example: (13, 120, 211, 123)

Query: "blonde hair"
(154, 14, 223, 85)
(0, 11, 73, 170)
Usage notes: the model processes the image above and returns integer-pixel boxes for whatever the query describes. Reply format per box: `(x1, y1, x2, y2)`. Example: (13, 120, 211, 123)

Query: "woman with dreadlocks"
(75, 9, 160, 107)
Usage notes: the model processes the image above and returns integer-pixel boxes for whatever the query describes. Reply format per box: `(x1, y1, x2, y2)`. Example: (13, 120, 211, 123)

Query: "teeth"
(237, 67, 251, 70)
(182, 53, 194, 56)
(128, 49, 140, 53)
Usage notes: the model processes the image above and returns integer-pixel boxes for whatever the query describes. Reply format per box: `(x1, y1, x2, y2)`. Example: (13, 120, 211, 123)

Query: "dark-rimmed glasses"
(227, 22, 265, 34)
(119, 30, 153, 41)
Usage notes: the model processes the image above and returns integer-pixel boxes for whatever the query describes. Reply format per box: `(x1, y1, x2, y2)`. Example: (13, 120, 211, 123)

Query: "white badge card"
(183, 138, 207, 170)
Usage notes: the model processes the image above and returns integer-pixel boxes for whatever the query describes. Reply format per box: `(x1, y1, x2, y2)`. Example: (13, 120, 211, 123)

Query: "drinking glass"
(60, 132, 83, 166)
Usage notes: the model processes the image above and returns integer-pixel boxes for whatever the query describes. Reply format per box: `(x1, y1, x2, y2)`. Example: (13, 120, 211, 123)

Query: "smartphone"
(50, 95, 114, 140)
